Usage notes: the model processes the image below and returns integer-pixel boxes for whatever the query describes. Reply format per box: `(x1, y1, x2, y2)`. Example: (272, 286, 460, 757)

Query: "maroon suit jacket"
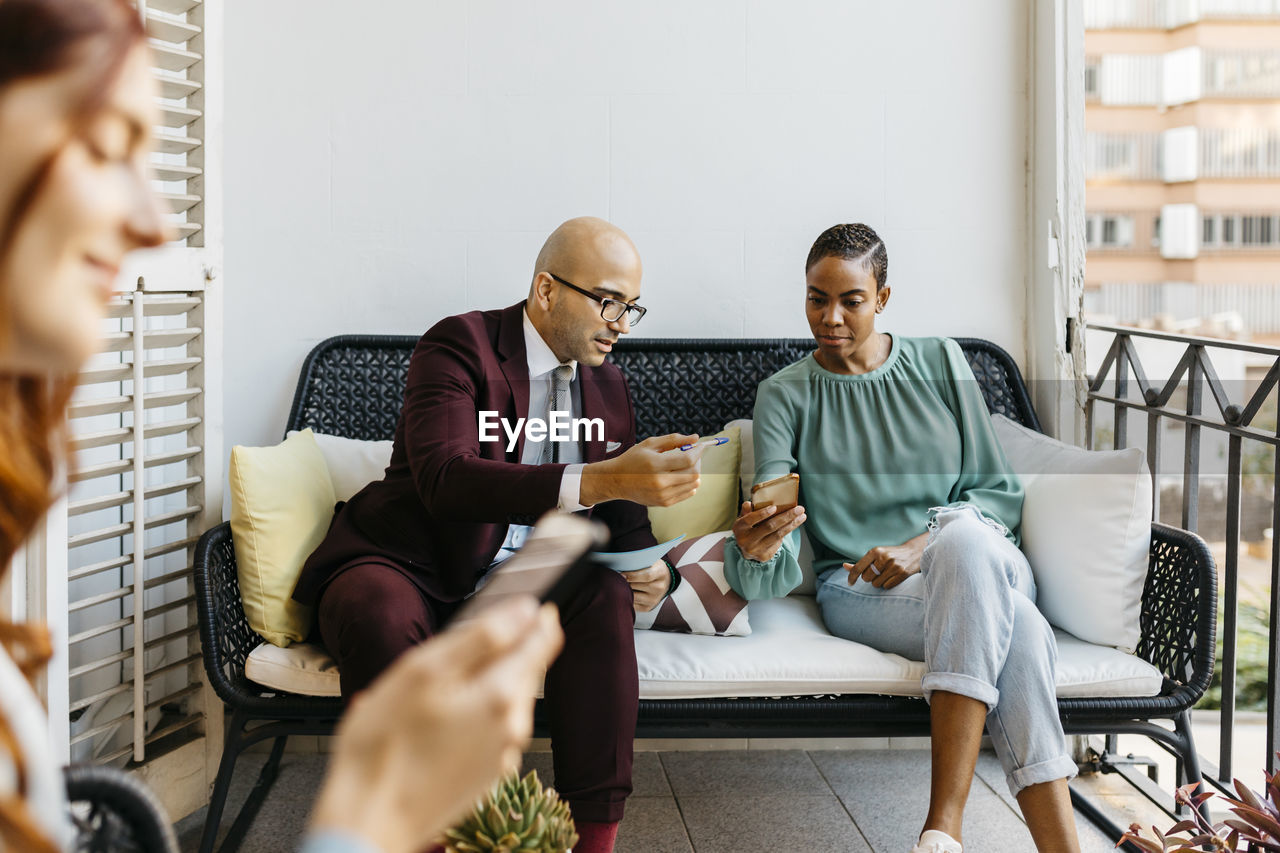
(293, 302, 657, 605)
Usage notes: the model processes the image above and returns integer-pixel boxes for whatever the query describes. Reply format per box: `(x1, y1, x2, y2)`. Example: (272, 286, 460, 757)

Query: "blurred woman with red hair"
(0, 3, 561, 851)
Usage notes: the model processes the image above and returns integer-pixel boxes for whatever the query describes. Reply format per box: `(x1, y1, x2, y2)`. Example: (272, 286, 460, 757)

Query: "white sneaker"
(910, 829, 963, 853)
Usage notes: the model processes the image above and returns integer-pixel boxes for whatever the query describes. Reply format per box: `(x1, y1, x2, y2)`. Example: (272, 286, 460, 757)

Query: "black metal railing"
(1087, 323, 1280, 789)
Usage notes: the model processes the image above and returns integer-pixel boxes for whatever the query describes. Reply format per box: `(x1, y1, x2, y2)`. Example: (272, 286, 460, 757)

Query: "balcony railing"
(1086, 132, 1163, 181)
(1201, 128, 1280, 179)
(1085, 0, 1164, 29)
(1086, 324, 1280, 796)
(1201, 0, 1280, 19)
(1203, 49, 1280, 98)
(1086, 0, 1280, 29)
(1086, 283, 1280, 336)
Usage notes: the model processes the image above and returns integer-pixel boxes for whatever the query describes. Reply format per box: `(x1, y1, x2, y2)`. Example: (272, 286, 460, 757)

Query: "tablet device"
(452, 512, 609, 622)
(750, 473, 800, 513)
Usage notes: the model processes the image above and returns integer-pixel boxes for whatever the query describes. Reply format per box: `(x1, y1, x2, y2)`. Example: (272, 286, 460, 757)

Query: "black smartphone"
(452, 512, 608, 621)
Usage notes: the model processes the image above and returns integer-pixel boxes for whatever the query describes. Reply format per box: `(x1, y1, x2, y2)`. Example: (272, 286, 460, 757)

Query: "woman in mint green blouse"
(725, 225, 1080, 853)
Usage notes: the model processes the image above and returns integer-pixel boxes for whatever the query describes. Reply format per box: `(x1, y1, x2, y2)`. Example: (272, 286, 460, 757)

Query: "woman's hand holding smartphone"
(733, 474, 806, 563)
(750, 473, 799, 512)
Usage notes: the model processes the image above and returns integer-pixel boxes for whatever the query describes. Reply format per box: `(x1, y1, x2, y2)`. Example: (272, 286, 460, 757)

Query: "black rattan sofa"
(193, 335, 1216, 852)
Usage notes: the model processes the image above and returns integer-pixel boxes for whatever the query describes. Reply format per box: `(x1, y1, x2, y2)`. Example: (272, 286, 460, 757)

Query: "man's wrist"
(661, 556, 680, 600)
(579, 460, 615, 507)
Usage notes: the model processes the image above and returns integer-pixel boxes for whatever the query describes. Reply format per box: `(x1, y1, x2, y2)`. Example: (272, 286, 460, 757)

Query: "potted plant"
(443, 770, 578, 853)
(1121, 763, 1280, 851)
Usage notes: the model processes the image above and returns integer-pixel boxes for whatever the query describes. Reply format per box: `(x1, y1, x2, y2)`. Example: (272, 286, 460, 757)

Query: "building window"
(1086, 213, 1137, 250)
(1200, 213, 1280, 250)
(1241, 215, 1276, 246)
(1085, 57, 1101, 100)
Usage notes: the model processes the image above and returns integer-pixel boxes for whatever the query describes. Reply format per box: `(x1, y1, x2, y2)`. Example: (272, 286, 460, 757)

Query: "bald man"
(293, 218, 699, 853)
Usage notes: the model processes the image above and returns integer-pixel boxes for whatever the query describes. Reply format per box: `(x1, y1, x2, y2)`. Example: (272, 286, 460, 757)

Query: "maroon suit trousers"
(316, 560, 638, 824)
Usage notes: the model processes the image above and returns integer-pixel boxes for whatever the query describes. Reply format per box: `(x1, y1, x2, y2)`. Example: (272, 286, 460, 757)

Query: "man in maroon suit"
(293, 217, 700, 853)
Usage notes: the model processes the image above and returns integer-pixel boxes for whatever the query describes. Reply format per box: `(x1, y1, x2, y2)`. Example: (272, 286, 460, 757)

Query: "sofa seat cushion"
(245, 597, 1164, 702)
(634, 598, 1163, 700)
(245, 641, 342, 697)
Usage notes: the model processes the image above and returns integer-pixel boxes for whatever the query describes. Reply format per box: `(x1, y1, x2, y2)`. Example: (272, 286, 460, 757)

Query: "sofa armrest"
(194, 521, 265, 706)
(1137, 523, 1218, 708)
(65, 763, 178, 853)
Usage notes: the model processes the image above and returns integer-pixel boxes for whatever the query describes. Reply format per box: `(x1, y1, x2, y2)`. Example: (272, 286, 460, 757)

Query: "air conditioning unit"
(1160, 203, 1200, 259)
(1161, 126, 1199, 182)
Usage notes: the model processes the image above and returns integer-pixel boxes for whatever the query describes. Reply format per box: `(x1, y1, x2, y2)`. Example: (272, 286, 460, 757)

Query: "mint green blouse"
(724, 336, 1023, 601)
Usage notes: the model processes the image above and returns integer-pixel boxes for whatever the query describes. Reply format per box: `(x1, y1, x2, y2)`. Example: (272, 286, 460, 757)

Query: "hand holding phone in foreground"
(454, 512, 608, 621)
(309, 597, 563, 853)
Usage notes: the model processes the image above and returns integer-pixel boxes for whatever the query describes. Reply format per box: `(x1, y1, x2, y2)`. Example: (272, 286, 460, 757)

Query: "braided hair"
(804, 224, 888, 290)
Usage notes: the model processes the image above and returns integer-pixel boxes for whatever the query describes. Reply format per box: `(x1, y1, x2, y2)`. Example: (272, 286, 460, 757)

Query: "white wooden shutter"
(35, 0, 223, 820)
(66, 295, 207, 762)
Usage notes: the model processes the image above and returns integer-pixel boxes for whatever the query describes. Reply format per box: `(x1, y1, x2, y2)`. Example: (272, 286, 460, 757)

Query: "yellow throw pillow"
(648, 427, 742, 541)
(229, 428, 336, 647)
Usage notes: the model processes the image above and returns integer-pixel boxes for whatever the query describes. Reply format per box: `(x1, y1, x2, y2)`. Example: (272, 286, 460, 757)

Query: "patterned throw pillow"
(634, 532, 750, 637)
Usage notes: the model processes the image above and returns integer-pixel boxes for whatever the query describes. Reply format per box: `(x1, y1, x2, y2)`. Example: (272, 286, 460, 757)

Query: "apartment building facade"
(1084, 0, 1280, 342)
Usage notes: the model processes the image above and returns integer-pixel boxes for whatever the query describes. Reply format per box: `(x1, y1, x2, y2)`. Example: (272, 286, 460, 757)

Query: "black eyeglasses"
(548, 272, 647, 326)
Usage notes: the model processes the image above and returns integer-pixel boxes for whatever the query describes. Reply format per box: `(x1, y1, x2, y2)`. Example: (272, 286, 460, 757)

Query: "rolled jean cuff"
(921, 672, 1000, 711)
(1007, 754, 1078, 797)
(568, 797, 627, 824)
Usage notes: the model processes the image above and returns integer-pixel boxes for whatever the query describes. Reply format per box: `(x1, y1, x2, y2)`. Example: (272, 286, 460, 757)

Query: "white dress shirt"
(490, 310, 589, 564)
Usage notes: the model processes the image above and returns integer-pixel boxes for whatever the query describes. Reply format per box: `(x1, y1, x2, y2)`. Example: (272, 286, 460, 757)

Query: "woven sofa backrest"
(285, 335, 1041, 440)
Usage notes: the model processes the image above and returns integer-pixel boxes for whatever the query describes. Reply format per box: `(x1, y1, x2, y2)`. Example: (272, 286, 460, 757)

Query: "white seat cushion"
(635, 597, 1163, 700)
(245, 641, 342, 697)
(245, 597, 1163, 703)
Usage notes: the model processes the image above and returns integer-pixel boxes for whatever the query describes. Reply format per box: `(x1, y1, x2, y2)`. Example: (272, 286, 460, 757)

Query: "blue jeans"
(815, 505, 1077, 796)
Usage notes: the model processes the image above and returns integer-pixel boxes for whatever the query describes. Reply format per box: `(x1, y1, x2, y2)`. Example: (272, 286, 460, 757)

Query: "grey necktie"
(540, 364, 574, 464)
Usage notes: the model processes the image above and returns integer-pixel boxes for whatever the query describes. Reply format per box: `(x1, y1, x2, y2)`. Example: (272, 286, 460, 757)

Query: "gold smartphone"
(750, 473, 800, 513)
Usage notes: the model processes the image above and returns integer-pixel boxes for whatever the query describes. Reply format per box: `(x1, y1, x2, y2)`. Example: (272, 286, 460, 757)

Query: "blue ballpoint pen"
(678, 436, 729, 452)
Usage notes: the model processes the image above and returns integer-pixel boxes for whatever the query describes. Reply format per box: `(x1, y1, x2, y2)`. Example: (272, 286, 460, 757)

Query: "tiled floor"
(174, 748, 1123, 852)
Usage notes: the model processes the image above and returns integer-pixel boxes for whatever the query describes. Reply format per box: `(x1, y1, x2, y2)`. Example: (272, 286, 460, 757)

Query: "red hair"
(0, 1, 145, 849)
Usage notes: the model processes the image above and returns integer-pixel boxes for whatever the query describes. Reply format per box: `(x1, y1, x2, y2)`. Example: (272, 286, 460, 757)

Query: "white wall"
(223, 0, 1030, 462)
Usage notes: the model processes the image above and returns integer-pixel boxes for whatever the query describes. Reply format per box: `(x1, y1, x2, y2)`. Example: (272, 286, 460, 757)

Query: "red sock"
(575, 821, 620, 853)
